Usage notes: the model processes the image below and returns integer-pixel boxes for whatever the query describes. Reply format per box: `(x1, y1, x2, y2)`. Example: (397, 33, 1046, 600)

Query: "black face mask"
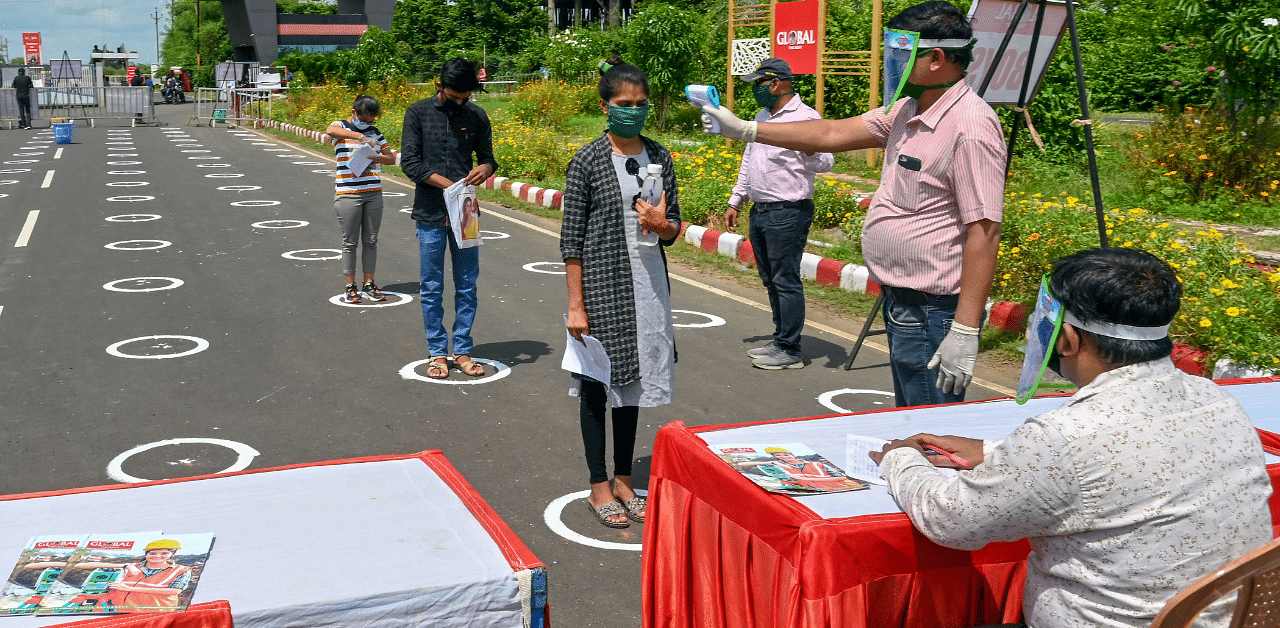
(1047, 349, 1063, 377)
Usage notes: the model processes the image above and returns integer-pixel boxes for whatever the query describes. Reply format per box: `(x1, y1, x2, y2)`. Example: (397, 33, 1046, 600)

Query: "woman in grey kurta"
(560, 56, 681, 529)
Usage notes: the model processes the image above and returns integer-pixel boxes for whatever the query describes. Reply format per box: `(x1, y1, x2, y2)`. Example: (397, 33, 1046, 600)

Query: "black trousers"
(16, 97, 31, 127)
(579, 379, 639, 484)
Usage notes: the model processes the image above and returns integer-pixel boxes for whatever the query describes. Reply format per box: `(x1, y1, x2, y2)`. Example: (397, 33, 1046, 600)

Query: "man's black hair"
(439, 57, 481, 92)
(887, 1, 974, 68)
(1050, 247, 1182, 367)
(597, 54, 649, 102)
(352, 94, 380, 117)
(17, 67, 24, 75)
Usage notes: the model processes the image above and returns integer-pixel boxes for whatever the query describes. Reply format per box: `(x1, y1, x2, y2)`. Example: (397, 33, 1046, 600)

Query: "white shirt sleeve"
(879, 419, 1081, 551)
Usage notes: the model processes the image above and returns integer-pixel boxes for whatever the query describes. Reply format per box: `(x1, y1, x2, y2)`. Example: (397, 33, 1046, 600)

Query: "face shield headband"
(882, 28, 976, 114)
(1015, 273, 1171, 404)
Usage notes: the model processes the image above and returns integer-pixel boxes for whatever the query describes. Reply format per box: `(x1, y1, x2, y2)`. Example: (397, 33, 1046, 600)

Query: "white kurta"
(879, 358, 1273, 628)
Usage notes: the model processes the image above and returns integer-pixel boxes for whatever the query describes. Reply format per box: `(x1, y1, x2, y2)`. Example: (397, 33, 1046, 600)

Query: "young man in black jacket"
(400, 57, 498, 379)
(11, 68, 34, 129)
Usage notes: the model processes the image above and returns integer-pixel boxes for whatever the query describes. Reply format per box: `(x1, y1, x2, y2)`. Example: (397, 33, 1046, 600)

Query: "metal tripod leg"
(845, 293, 887, 370)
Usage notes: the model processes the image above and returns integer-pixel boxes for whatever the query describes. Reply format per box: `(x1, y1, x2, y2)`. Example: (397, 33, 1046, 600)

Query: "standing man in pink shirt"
(726, 58, 834, 370)
(702, 1, 1005, 406)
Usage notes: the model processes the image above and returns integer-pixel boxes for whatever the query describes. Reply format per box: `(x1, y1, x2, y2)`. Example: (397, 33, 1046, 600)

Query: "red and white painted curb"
(263, 121, 1268, 380)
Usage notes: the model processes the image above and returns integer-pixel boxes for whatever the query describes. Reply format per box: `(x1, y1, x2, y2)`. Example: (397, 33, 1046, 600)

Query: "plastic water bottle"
(636, 164, 663, 246)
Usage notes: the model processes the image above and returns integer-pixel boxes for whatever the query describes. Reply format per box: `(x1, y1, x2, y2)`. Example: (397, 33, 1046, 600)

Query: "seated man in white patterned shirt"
(870, 247, 1273, 628)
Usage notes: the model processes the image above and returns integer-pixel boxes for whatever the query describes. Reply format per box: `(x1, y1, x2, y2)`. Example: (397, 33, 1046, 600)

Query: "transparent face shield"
(1016, 273, 1174, 404)
(882, 29, 977, 114)
(882, 29, 921, 114)
(1017, 275, 1067, 404)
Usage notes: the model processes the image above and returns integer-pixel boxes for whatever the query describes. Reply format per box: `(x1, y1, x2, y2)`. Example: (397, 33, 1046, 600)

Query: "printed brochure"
(709, 442, 870, 495)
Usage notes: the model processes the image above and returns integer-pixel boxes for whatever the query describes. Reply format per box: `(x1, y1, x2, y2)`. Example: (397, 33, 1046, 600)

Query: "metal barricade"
(192, 87, 281, 127)
(0, 87, 43, 128)
(35, 86, 156, 126)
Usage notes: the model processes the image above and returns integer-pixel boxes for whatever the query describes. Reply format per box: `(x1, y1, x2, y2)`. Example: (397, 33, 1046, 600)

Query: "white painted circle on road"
(275, 154, 305, 158)
(671, 310, 727, 328)
(312, 169, 331, 173)
(104, 277, 184, 292)
(230, 200, 280, 207)
(328, 291, 413, 308)
(399, 358, 511, 385)
(189, 156, 223, 160)
(106, 335, 209, 359)
(106, 214, 161, 222)
(104, 141, 134, 145)
(106, 181, 149, 187)
(292, 161, 325, 165)
(105, 239, 171, 250)
(480, 230, 509, 240)
(107, 170, 147, 175)
(0, 180, 20, 185)
(205, 173, 244, 178)
(523, 262, 565, 275)
(4, 159, 38, 164)
(252, 220, 308, 229)
(109, 153, 140, 157)
(181, 149, 211, 153)
(282, 248, 340, 260)
(817, 388, 896, 414)
(0, 168, 31, 173)
(252, 142, 277, 146)
(106, 195, 156, 202)
(197, 163, 232, 168)
(382, 191, 406, 197)
(13, 152, 43, 156)
(106, 438, 260, 483)
(218, 185, 261, 191)
(176, 144, 202, 147)
(263, 148, 290, 151)
(108, 161, 143, 165)
(544, 489, 646, 551)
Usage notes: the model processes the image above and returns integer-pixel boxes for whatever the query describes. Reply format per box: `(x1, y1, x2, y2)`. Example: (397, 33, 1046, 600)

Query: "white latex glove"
(700, 104, 757, 142)
(927, 321, 981, 395)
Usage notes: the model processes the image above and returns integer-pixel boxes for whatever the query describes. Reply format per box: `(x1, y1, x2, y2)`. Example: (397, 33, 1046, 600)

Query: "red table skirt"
(43, 601, 233, 628)
(643, 421, 1280, 628)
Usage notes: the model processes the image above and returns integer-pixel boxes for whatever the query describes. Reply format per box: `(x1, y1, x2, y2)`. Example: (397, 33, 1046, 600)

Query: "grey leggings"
(334, 191, 383, 276)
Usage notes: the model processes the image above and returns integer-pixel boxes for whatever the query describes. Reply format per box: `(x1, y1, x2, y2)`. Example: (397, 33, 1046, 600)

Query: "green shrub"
(1127, 106, 1279, 221)
(507, 80, 593, 131)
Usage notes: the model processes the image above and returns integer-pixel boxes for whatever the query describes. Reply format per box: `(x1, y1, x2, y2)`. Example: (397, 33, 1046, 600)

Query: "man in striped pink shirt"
(703, 0, 1005, 406)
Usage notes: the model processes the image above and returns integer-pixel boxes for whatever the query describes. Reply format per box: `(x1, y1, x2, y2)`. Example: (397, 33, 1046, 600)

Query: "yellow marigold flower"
(1199, 318, 1212, 327)
(1198, 154, 1208, 160)
(1226, 307, 1241, 317)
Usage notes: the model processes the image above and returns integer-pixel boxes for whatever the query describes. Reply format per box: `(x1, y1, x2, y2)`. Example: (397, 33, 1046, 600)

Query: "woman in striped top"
(326, 95, 398, 303)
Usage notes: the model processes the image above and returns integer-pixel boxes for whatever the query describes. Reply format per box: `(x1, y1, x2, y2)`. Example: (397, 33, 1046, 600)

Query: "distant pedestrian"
(11, 67, 33, 129)
(561, 55, 681, 528)
(400, 57, 497, 379)
(727, 58, 834, 370)
(325, 94, 397, 304)
(130, 72, 145, 87)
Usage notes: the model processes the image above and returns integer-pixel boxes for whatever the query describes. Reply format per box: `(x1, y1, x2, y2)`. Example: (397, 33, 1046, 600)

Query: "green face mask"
(753, 83, 780, 109)
(607, 104, 649, 138)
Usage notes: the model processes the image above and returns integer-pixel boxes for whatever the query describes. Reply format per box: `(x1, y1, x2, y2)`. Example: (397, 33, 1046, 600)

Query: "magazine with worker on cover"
(37, 532, 215, 615)
(710, 442, 870, 494)
(0, 535, 87, 616)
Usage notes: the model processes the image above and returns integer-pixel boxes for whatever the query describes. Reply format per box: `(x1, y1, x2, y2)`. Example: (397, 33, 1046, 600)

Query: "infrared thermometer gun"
(685, 84, 722, 134)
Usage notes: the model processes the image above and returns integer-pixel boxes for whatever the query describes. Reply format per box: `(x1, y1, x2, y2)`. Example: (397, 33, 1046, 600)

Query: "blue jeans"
(749, 201, 813, 355)
(416, 222, 479, 357)
(882, 292, 965, 407)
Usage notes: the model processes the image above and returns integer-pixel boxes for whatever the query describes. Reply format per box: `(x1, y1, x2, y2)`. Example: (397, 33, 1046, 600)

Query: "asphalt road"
(0, 109, 1014, 627)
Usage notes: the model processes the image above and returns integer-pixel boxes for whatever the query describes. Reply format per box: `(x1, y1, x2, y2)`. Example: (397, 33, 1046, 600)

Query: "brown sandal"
(426, 356, 449, 379)
(453, 355, 485, 377)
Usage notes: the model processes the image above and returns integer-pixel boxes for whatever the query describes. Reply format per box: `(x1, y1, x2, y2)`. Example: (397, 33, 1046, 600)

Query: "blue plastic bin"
(52, 122, 74, 144)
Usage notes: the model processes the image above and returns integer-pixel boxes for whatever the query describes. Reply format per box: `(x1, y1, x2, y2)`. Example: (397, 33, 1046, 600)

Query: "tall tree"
(161, 0, 232, 84)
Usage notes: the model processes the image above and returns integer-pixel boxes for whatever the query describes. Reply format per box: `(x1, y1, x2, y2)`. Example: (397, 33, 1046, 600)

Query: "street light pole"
(152, 8, 161, 72)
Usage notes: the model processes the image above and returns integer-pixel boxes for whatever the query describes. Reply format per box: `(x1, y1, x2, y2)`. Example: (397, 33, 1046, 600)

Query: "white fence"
(192, 87, 285, 127)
